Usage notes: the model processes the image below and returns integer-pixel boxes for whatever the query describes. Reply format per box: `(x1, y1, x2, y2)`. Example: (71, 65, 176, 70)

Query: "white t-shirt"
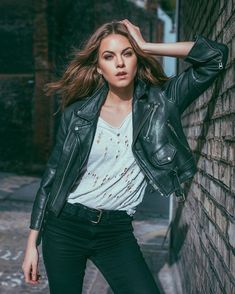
(67, 111, 148, 216)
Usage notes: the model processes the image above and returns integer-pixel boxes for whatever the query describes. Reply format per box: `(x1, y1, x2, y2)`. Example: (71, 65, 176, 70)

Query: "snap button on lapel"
(74, 126, 79, 131)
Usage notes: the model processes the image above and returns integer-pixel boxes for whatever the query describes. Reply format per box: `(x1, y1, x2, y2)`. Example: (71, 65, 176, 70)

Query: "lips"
(116, 71, 127, 76)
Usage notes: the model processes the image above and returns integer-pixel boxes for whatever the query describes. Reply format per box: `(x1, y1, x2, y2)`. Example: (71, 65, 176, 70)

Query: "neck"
(106, 81, 134, 106)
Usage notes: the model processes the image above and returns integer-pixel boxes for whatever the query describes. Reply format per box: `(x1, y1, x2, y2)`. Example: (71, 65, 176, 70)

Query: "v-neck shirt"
(99, 111, 132, 129)
(67, 111, 148, 216)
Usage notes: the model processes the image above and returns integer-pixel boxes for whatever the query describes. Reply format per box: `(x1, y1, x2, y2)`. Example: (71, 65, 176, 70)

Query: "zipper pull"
(218, 61, 223, 69)
(149, 180, 164, 196)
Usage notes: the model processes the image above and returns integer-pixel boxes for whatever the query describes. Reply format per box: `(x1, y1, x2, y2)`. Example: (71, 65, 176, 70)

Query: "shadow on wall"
(168, 70, 227, 264)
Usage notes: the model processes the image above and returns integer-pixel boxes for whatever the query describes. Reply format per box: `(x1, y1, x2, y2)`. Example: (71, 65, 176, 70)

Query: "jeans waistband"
(62, 201, 133, 224)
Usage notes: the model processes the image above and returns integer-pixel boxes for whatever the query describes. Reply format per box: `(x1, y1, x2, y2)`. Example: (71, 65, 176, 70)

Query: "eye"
(104, 55, 113, 60)
(125, 51, 133, 56)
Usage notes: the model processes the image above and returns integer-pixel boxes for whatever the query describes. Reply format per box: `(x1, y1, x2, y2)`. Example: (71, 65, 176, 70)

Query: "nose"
(116, 55, 125, 68)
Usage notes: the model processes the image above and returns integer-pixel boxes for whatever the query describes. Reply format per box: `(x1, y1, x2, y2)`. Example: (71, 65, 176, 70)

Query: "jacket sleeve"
(29, 110, 67, 231)
(166, 35, 229, 114)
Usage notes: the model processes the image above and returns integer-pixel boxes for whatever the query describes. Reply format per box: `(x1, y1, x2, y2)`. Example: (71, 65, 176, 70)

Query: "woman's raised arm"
(141, 41, 195, 58)
(121, 19, 229, 114)
(120, 18, 194, 58)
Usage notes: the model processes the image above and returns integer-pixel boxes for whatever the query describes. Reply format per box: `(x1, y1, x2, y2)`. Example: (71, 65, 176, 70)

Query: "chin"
(108, 78, 134, 88)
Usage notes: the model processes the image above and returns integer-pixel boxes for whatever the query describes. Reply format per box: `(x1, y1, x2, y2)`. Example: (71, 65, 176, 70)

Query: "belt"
(62, 201, 133, 224)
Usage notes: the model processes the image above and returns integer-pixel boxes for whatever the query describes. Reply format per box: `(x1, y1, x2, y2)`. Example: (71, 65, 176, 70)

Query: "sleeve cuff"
(183, 34, 224, 65)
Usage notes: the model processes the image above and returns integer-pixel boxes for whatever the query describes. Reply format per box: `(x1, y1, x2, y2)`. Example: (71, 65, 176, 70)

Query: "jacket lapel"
(70, 78, 162, 154)
(73, 77, 148, 121)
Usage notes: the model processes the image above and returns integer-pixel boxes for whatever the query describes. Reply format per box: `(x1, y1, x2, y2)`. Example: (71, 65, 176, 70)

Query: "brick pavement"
(0, 172, 182, 293)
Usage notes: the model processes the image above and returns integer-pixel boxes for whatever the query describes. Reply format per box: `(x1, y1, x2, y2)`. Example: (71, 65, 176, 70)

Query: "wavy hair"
(44, 20, 170, 113)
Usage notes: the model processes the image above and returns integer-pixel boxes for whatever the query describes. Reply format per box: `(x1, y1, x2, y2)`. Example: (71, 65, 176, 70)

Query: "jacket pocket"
(151, 142, 177, 166)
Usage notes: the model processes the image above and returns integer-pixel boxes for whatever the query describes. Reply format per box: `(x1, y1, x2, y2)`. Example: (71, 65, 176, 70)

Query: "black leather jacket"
(30, 35, 228, 246)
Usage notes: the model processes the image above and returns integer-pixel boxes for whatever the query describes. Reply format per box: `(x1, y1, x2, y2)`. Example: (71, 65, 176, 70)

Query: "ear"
(97, 66, 102, 75)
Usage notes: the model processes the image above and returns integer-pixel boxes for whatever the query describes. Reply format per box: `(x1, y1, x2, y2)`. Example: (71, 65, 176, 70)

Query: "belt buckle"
(90, 208, 103, 224)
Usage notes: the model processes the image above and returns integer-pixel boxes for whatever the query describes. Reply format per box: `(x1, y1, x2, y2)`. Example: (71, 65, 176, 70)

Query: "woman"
(22, 19, 228, 294)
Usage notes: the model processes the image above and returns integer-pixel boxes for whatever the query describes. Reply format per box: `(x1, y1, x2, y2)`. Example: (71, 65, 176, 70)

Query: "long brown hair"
(44, 20, 170, 113)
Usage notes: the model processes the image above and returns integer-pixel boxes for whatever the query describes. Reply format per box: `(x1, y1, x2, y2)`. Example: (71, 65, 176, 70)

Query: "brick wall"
(170, 0, 235, 293)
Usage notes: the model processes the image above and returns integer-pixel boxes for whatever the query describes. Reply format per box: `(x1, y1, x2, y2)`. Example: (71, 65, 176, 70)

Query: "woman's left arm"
(121, 19, 229, 114)
(141, 41, 195, 58)
(120, 19, 194, 57)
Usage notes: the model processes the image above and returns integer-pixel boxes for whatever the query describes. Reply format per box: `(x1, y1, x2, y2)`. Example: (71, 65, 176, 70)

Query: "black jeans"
(42, 202, 160, 294)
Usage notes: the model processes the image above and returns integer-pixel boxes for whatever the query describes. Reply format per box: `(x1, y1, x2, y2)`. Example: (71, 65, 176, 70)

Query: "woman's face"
(97, 34, 138, 89)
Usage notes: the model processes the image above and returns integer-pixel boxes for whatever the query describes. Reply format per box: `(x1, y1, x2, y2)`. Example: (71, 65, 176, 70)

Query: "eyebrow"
(101, 47, 133, 56)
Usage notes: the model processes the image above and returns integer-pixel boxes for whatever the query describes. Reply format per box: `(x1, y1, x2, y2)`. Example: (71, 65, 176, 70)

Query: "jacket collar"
(73, 77, 148, 121)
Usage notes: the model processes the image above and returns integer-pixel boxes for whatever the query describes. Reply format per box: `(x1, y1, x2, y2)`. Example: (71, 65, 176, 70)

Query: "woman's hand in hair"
(120, 19, 146, 49)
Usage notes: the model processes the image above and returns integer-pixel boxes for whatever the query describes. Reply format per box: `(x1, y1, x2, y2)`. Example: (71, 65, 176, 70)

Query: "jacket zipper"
(188, 36, 224, 70)
(166, 120, 191, 152)
(132, 104, 152, 145)
(50, 137, 79, 207)
(202, 38, 224, 70)
(143, 103, 160, 141)
(218, 60, 223, 69)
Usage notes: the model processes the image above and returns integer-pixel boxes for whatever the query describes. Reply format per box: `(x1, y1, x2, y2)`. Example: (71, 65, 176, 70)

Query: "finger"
(28, 278, 39, 285)
(123, 19, 135, 26)
(120, 19, 129, 25)
(23, 266, 31, 283)
(119, 20, 126, 25)
(122, 19, 139, 30)
(24, 270, 30, 283)
(31, 264, 38, 281)
(28, 271, 40, 285)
